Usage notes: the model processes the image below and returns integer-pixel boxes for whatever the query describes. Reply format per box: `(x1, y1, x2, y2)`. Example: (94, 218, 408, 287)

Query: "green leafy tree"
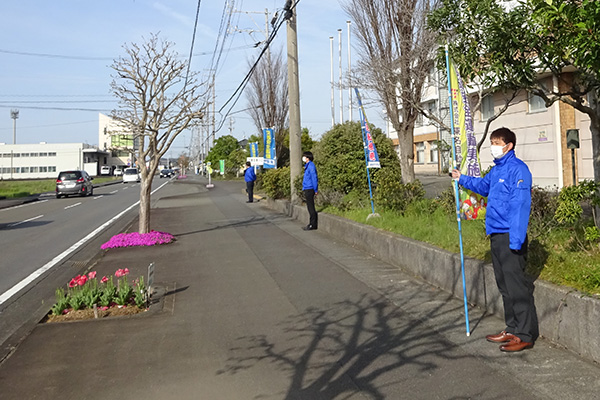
(312, 121, 401, 198)
(206, 135, 240, 171)
(429, 0, 600, 193)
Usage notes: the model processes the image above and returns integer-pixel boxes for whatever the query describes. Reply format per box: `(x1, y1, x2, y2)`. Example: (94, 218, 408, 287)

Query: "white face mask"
(490, 144, 508, 159)
(302, 157, 308, 163)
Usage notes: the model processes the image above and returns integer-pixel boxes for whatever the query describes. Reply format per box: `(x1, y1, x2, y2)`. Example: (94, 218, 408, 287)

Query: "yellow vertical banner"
(448, 59, 487, 220)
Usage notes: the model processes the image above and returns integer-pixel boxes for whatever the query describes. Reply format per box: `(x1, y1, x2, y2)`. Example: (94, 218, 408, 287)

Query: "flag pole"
(444, 45, 471, 336)
(354, 88, 377, 216)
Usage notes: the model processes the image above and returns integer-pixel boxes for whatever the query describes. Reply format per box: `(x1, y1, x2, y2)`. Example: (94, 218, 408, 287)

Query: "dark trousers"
(490, 233, 538, 342)
(246, 181, 254, 202)
(304, 189, 318, 228)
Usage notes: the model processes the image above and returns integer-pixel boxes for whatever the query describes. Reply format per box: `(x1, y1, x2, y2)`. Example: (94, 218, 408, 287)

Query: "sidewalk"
(0, 176, 599, 399)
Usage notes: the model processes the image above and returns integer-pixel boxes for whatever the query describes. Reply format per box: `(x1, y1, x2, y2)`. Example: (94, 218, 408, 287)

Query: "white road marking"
(64, 202, 82, 210)
(0, 180, 170, 306)
(7, 214, 44, 228)
(93, 195, 104, 199)
(110, 190, 118, 194)
(0, 199, 48, 212)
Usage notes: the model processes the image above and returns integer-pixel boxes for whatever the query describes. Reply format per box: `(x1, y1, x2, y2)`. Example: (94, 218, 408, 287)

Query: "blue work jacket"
(458, 150, 531, 250)
(302, 160, 318, 192)
(244, 167, 256, 182)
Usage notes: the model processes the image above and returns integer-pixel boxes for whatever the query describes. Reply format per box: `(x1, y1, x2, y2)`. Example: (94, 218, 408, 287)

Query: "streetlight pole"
(10, 109, 19, 144)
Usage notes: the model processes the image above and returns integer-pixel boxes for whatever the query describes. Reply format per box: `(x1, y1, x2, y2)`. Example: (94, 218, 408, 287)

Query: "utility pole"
(10, 109, 19, 144)
(286, 0, 302, 204)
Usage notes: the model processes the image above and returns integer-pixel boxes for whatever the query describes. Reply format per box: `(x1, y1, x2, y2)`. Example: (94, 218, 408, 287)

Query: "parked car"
(159, 169, 173, 178)
(100, 165, 111, 175)
(122, 168, 141, 183)
(56, 170, 94, 198)
(114, 166, 124, 176)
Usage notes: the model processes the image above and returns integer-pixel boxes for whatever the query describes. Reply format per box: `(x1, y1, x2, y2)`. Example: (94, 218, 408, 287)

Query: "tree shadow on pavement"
(217, 293, 508, 400)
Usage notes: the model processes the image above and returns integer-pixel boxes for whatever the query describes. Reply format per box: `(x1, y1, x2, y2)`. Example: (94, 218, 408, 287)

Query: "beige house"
(98, 113, 137, 170)
(387, 72, 593, 189)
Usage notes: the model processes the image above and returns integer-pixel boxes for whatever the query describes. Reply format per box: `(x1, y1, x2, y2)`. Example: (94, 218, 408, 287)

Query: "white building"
(0, 142, 109, 180)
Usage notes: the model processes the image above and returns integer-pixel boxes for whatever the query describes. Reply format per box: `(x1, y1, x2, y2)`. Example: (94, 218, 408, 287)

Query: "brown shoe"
(500, 337, 534, 352)
(486, 330, 516, 343)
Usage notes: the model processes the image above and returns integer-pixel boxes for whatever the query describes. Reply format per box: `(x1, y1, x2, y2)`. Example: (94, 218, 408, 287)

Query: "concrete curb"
(265, 198, 600, 364)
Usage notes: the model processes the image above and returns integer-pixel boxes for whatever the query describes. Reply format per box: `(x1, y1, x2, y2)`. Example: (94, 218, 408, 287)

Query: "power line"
(0, 105, 110, 112)
(0, 120, 97, 131)
(213, 1, 295, 133)
(185, 0, 203, 86)
(0, 46, 253, 61)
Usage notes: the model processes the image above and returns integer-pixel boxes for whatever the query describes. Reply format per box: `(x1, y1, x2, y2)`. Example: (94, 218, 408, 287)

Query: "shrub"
(373, 168, 425, 213)
(262, 167, 291, 199)
(312, 121, 401, 198)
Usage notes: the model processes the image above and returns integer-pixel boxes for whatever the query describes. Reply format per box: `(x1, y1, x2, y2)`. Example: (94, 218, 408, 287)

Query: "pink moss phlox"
(101, 230, 175, 250)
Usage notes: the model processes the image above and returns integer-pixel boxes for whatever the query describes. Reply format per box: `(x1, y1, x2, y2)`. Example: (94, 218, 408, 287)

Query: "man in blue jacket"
(244, 161, 256, 203)
(452, 127, 538, 352)
(302, 151, 318, 230)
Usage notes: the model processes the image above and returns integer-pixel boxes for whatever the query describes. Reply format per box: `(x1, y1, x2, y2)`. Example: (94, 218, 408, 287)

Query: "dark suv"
(56, 170, 94, 198)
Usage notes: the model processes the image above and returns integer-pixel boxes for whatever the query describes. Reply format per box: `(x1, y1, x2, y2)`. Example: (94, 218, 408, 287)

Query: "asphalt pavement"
(0, 175, 599, 399)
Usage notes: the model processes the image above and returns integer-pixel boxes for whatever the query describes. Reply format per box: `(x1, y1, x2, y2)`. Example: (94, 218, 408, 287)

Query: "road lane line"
(0, 199, 48, 213)
(110, 190, 118, 194)
(0, 180, 170, 306)
(64, 202, 82, 210)
(93, 195, 104, 199)
(7, 215, 44, 228)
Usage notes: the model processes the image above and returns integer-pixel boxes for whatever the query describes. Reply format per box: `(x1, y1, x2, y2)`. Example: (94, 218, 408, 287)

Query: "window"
(49, 166, 56, 172)
(416, 142, 425, 163)
(12, 153, 20, 158)
(2, 153, 10, 158)
(39, 152, 48, 157)
(30, 153, 38, 157)
(48, 152, 57, 157)
(528, 92, 546, 112)
(1, 167, 10, 173)
(30, 167, 38, 173)
(430, 142, 438, 163)
(40, 166, 48, 172)
(12, 167, 20, 173)
(481, 95, 494, 120)
(21, 153, 30, 157)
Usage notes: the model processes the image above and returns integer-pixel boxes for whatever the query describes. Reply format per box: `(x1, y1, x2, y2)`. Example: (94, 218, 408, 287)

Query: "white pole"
(338, 29, 343, 123)
(347, 21, 352, 121)
(330, 36, 335, 127)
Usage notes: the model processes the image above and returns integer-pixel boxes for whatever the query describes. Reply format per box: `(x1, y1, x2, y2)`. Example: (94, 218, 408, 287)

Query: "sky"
(0, 0, 385, 156)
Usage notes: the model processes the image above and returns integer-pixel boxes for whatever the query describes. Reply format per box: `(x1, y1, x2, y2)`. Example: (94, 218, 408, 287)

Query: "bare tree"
(110, 33, 205, 233)
(343, 0, 439, 183)
(246, 47, 289, 166)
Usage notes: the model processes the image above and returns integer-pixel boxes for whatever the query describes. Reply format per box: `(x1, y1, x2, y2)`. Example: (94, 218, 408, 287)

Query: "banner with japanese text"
(448, 58, 486, 220)
(354, 88, 381, 169)
(249, 142, 259, 158)
(263, 128, 276, 169)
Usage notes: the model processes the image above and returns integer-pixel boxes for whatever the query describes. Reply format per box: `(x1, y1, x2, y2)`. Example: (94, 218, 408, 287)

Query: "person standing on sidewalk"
(302, 151, 318, 230)
(452, 127, 538, 352)
(244, 161, 256, 203)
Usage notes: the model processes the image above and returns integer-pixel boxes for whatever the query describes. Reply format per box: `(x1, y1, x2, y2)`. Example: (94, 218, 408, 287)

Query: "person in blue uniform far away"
(244, 161, 256, 203)
(452, 127, 538, 352)
(302, 151, 318, 231)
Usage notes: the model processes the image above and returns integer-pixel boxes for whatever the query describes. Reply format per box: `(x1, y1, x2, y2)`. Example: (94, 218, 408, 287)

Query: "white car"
(114, 167, 124, 176)
(122, 168, 140, 183)
(100, 165, 111, 175)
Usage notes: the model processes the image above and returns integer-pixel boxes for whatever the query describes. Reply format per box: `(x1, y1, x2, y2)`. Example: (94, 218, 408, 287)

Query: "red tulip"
(88, 271, 97, 279)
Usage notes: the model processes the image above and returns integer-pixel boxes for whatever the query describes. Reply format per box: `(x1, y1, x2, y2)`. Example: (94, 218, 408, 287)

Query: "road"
(0, 177, 172, 350)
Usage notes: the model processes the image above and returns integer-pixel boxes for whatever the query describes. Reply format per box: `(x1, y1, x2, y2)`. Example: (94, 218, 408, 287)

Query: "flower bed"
(101, 230, 175, 250)
(47, 269, 147, 323)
